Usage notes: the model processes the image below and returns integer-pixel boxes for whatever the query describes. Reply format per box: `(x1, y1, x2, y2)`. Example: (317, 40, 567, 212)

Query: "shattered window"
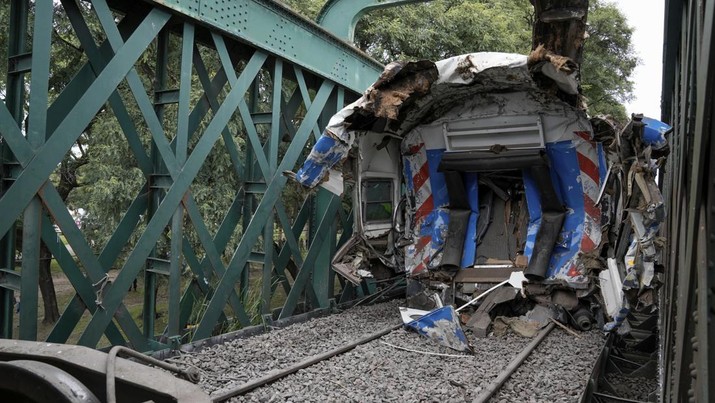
(363, 179, 393, 222)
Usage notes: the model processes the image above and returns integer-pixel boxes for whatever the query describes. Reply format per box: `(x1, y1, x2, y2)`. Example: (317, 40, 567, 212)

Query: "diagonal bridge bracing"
(0, 0, 382, 350)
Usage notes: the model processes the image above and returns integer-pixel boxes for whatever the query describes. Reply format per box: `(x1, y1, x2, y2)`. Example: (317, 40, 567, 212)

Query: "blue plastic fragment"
(405, 306, 471, 352)
(641, 117, 672, 150)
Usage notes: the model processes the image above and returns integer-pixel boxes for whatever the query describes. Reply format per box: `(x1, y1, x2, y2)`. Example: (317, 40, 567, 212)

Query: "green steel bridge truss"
(0, 0, 388, 351)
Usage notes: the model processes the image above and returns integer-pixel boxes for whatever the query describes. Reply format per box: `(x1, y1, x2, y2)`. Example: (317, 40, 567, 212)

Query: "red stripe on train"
(583, 195, 601, 220)
(576, 152, 600, 184)
(581, 234, 597, 252)
(415, 194, 434, 221)
(412, 162, 430, 190)
(574, 131, 592, 142)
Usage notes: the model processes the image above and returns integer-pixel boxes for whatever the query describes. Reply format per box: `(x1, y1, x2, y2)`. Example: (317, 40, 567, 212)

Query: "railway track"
(165, 300, 605, 402)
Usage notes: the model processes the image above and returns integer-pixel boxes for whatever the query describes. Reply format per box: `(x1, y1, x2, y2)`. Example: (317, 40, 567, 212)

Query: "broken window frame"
(361, 178, 394, 224)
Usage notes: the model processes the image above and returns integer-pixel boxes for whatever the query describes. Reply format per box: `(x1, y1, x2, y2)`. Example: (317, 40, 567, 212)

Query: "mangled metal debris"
(290, 51, 669, 341)
(403, 306, 471, 352)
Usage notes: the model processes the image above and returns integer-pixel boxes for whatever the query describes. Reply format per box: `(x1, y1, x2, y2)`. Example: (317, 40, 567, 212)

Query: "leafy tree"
(281, 0, 638, 121)
(581, 1, 638, 122)
(353, 0, 534, 63)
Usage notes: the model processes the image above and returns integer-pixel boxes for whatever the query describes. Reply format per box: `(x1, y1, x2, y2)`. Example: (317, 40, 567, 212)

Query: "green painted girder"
(139, 0, 383, 93)
(76, 47, 270, 347)
(0, 23, 156, 350)
(317, 0, 435, 42)
(69, 4, 276, 343)
(19, 0, 51, 341)
(190, 80, 335, 340)
(0, 0, 29, 340)
(0, 7, 171, 239)
(282, 192, 341, 318)
(82, 1, 255, 331)
(0, 0, 374, 350)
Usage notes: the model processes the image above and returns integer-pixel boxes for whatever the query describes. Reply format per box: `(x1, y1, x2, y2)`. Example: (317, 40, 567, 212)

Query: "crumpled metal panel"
(294, 131, 349, 188)
(521, 132, 601, 288)
(402, 131, 448, 275)
(292, 53, 572, 189)
(603, 116, 670, 331)
(641, 117, 669, 150)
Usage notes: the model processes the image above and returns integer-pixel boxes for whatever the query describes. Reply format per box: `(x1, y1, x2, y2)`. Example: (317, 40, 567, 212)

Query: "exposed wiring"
(379, 341, 471, 358)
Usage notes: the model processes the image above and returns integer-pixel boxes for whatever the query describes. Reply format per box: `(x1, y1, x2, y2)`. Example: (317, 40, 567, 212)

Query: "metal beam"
(316, 0, 434, 42)
(138, 0, 383, 92)
(191, 80, 335, 340)
(0, 0, 379, 351)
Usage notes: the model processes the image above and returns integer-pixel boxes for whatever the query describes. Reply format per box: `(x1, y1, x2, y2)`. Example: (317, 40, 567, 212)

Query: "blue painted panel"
(419, 208, 450, 249)
(522, 168, 541, 261)
(461, 172, 478, 268)
(405, 306, 471, 352)
(544, 141, 584, 279)
(295, 132, 348, 187)
(426, 149, 448, 207)
(523, 141, 586, 280)
(461, 212, 478, 268)
(403, 157, 414, 191)
(641, 117, 671, 150)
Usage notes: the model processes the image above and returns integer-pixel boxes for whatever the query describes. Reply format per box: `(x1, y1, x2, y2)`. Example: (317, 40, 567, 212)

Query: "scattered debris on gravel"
(166, 300, 605, 402)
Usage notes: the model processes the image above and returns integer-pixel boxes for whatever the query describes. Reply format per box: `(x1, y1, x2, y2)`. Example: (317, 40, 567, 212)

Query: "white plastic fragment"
(599, 258, 624, 319)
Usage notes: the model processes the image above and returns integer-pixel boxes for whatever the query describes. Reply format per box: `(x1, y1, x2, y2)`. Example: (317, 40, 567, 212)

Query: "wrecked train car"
(291, 52, 668, 333)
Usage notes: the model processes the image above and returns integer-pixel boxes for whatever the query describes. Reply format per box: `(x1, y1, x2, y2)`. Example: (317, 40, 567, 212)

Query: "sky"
(611, 0, 665, 119)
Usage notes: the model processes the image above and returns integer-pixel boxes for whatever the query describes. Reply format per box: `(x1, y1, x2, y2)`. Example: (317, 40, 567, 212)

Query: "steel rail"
(209, 323, 403, 402)
(472, 322, 556, 403)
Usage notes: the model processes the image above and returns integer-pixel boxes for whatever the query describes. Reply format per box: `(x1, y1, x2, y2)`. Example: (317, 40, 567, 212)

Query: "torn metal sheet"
(602, 115, 670, 333)
(399, 307, 429, 324)
(294, 131, 350, 188)
(404, 306, 471, 352)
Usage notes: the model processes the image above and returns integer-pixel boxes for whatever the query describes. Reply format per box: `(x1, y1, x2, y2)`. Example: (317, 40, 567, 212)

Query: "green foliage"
(281, 0, 324, 20)
(581, 0, 639, 122)
(280, 0, 637, 122)
(354, 0, 534, 63)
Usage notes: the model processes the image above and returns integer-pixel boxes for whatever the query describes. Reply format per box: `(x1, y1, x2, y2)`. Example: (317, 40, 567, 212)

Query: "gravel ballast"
(166, 300, 605, 402)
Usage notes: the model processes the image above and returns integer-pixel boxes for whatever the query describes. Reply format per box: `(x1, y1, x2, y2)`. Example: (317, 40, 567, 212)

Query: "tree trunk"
(531, 0, 589, 106)
(532, 0, 589, 64)
(39, 240, 60, 324)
